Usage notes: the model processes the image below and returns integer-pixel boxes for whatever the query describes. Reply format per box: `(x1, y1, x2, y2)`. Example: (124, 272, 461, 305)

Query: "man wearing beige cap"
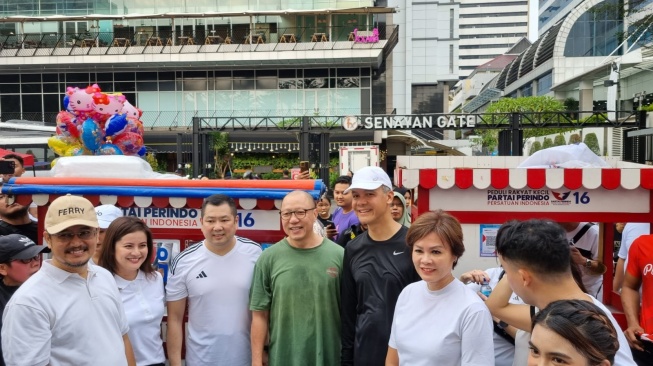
(1, 194, 136, 366)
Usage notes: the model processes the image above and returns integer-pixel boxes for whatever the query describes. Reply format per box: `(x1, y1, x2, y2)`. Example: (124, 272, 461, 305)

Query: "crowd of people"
(0, 162, 651, 366)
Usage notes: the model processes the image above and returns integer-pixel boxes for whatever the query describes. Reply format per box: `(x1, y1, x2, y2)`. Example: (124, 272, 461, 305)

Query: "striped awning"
(398, 168, 653, 190)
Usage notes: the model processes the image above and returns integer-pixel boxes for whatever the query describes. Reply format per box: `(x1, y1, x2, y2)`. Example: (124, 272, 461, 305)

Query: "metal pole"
(511, 112, 522, 156)
(176, 133, 183, 170)
(192, 117, 200, 177)
(319, 132, 331, 186)
(300, 116, 310, 161)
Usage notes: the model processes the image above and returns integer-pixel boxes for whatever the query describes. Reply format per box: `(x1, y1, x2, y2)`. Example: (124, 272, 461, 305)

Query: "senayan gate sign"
(342, 114, 476, 131)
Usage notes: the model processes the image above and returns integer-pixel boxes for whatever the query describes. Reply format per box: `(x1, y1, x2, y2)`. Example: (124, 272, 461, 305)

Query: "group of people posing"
(0, 165, 649, 365)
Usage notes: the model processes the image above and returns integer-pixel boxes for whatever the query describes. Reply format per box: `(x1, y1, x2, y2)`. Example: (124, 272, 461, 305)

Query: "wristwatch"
(585, 258, 592, 268)
(497, 321, 509, 329)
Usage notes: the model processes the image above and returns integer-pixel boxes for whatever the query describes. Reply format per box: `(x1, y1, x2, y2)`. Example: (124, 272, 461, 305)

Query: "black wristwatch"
(497, 321, 509, 329)
(585, 258, 592, 268)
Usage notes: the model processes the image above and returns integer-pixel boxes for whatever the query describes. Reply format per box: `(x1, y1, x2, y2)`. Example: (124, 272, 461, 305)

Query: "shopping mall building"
(0, 1, 406, 169)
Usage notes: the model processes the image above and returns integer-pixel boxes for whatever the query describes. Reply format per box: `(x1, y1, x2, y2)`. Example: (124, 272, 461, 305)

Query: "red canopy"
(0, 148, 34, 167)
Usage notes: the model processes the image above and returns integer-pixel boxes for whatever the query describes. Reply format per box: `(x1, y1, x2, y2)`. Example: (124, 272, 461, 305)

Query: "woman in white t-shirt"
(98, 216, 166, 366)
(529, 299, 619, 366)
(386, 210, 494, 366)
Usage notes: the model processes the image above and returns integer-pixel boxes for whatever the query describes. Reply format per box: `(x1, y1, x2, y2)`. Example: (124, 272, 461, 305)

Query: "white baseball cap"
(95, 204, 123, 229)
(344, 166, 392, 193)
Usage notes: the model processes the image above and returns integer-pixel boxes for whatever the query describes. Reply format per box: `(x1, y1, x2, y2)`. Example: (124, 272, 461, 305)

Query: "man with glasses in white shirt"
(250, 190, 344, 366)
(2, 194, 136, 366)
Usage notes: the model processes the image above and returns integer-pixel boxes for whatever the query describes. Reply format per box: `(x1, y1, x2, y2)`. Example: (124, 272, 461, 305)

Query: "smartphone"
(325, 220, 334, 228)
(300, 161, 310, 174)
(0, 160, 15, 174)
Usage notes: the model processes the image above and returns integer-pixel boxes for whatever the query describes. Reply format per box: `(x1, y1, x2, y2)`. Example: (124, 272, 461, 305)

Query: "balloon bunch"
(48, 84, 146, 157)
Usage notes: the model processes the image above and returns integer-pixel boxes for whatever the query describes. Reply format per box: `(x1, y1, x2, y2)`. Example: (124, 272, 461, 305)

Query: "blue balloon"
(81, 118, 103, 151)
(104, 113, 128, 137)
(63, 95, 69, 109)
(98, 144, 124, 155)
(137, 146, 147, 156)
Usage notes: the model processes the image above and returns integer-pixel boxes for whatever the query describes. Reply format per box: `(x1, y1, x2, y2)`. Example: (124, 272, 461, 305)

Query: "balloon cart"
(1, 176, 325, 358)
(395, 155, 653, 328)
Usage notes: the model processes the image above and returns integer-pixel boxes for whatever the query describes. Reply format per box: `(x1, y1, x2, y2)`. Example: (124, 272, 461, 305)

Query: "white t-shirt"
(566, 223, 602, 297)
(166, 237, 262, 366)
(114, 270, 166, 366)
(618, 223, 650, 266)
(389, 279, 495, 366)
(466, 267, 523, 366)
(2, 261, 129, 366)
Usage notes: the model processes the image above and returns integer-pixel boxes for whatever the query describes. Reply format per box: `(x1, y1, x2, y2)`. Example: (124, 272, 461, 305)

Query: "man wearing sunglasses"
(0, 234, 49, 366)
(2, 194, 136, 366)
(0, 188, 38, 244)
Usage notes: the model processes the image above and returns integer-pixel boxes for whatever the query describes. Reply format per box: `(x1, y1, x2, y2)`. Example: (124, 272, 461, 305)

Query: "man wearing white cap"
(340, 167, 420, 366)
(1, 194, 135, 366)
(92, 204, 123, 265)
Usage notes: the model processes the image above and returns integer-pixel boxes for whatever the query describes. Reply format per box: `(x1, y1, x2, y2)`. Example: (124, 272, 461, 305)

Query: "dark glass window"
(115, 72, 135, 81)
(21, 84, 42, 93)
(0, 84, 19, 93)
(43, 74, 59, 82)
(412, 84, 445, 114)
(159, 72, 175, 80)
(21, 74, 41, 83)
(233, 79, 255, 90)
(137, 82, 158, 91)
(0, 94, 20, 114)
(43, 94, 60, 113)
(114, 81, 136, 91)
(136, 72, 158, 81)
(0, 74, 19, 83)
(159, 81, 176, 91)
(66, 73, 90, 83)
(22, 95, 42, 113)
(43, 84, 61, 93)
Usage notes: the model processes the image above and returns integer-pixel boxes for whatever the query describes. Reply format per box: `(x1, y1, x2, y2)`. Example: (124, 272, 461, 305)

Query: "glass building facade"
(563, 0, 622, 57)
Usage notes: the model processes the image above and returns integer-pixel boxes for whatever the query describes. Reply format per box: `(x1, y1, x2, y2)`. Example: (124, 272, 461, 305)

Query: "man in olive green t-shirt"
(250, 190, 344, 366)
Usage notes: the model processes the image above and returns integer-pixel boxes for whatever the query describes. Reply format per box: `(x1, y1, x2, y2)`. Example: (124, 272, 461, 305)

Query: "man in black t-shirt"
(0, 234, 49, 366)
(340, 167, 420, 366)
(0, 189, 38, 244)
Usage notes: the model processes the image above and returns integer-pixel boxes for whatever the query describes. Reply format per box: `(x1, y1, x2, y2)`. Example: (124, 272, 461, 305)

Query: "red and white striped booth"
(395, 156, 653, 325)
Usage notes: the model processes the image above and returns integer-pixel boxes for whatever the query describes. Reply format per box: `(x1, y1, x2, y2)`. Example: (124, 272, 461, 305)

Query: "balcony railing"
(0, 25, 394, 57)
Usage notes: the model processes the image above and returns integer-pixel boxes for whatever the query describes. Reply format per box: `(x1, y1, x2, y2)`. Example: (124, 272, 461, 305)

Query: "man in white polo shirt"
(1, 194, 135, 366)
(166, 194, 262, 366)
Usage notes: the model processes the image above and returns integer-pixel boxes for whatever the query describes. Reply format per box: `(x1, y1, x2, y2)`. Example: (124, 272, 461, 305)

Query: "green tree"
(569, 133, 582, 144)
(529, 141, 542, 155)
(211, 132, 231, 178)
(554, 134, 566, 146)
(583, 133, 601, 155)
(145, 152, 159, 172)
(542, 137, 554, 149)
(477, 96, 574, 152)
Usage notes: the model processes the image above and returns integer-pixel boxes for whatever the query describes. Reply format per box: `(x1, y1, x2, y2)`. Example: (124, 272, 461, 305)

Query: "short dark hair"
(202, 194, 237, 217)
(3, 154, 23, 167)
(98, 217, 155, 278)
(532, 299, 619, 365)
(406, 210, 465, 269)
(496, 219, 570, 276)
(283, 169, 290, 175)
(333, 175, 352, 188)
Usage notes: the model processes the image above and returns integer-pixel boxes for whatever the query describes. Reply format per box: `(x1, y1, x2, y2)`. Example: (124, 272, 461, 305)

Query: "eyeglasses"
(50, 229, 97, 242)
(279, 208, 315, 221)
(14, 255, 40, 264)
